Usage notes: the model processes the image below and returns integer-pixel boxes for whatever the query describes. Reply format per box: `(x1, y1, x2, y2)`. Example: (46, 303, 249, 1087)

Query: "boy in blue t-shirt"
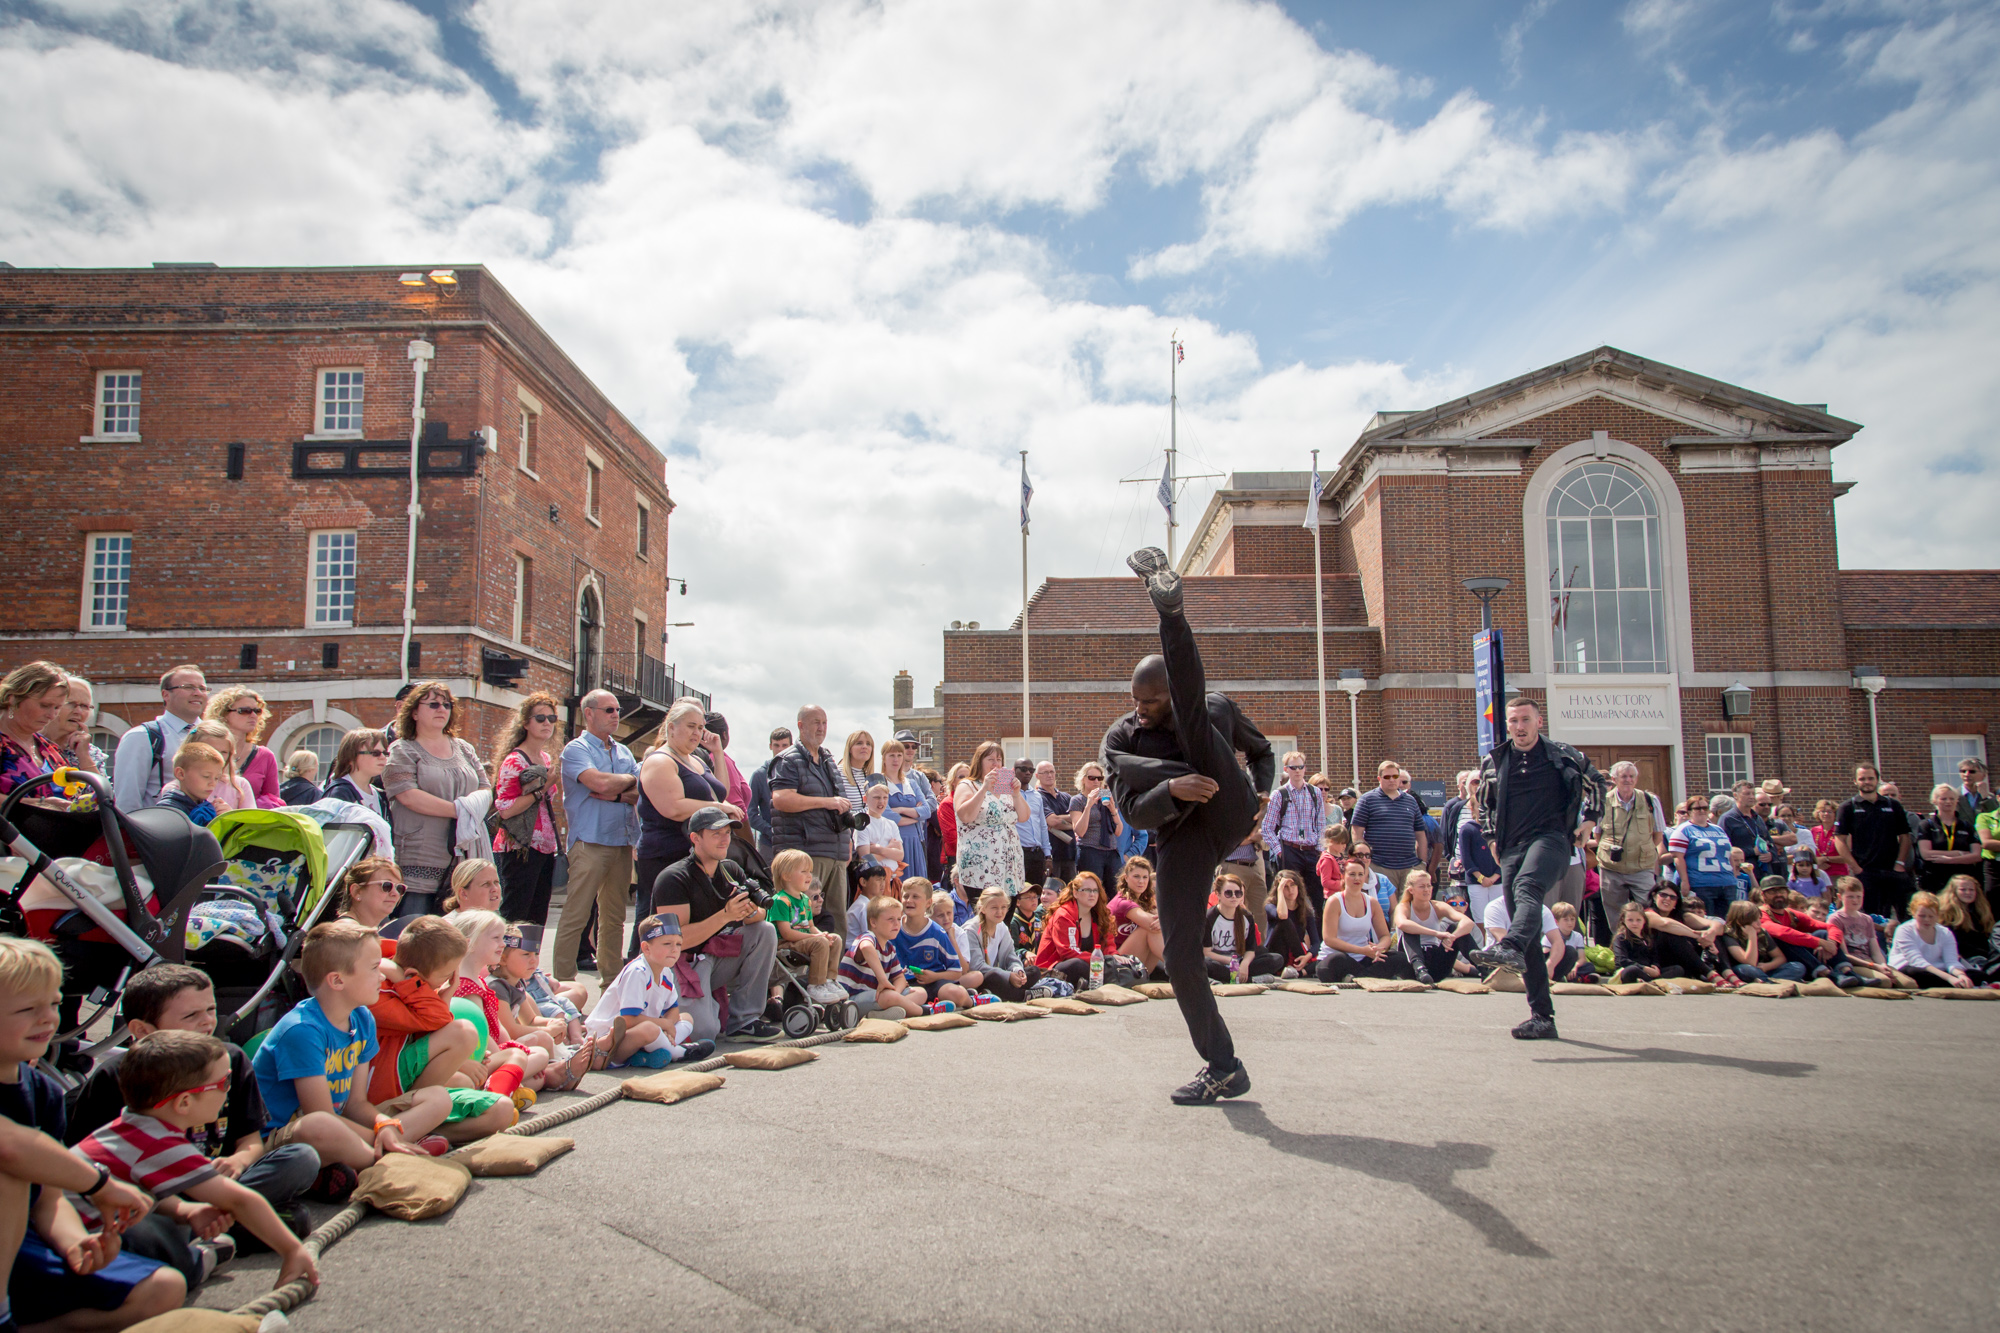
(0, 938, 179, 1330)
(892, 879, 976, 1009)
(251, 921, 452, 1181)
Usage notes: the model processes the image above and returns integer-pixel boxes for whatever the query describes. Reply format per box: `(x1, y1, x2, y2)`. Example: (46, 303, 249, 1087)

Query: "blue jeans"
(1733, 961, 1806, 983)
(239, 1142, 321, 1207)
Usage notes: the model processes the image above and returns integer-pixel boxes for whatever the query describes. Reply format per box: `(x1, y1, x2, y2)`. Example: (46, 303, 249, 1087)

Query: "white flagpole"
(1310, 449, 1326, 779)
(1168, 336, 1178, 566)
(1021, 449, 1030, 761)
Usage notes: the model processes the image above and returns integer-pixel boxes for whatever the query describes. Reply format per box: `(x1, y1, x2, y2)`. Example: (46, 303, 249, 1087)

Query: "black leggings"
(1401, 932, 1473, 983)
(1315, 950, 1409, 982)
(1652, 930, 1709, 977)
(966, 964, 1042, 1002)
(1206, 952, 1284, 982)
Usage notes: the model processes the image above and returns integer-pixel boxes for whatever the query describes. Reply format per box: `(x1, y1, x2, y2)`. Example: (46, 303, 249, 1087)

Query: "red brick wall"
(1230, 525, 1316, 576)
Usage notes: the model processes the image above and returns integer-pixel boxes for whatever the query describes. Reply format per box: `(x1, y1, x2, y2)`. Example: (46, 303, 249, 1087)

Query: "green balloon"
(449, 996, 489, 1060)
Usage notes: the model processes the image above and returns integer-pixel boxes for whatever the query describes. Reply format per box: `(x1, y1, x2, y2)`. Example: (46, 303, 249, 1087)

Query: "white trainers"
(807, 982, 846, 1004)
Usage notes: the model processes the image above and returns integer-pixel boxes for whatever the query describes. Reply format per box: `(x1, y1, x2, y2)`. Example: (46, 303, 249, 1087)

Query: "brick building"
(0, 263, 702, 768)
(938, 347, 1999, 805)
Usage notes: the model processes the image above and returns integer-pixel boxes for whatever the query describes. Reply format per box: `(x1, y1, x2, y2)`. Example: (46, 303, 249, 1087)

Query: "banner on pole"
(1473, 629, 1505, 755)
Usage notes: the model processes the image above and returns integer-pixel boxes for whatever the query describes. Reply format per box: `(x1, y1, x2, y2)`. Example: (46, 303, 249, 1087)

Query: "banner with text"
(1473, 629, 1504, 755)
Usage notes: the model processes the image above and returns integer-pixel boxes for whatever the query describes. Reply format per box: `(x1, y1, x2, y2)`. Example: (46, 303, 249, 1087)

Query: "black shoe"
(1834, 969, 1864, 989)
(1511, 1015, 1559, 1040)
(1169, 1061, 1251, 1105)
(1471, 941, 1526, 973)
(730, 1019, 782, 1043)
(1126, 547, 1183, 613)
(230, 1203, 313, 1255)
(675, 1039, 716, 1062)
(305, 1161, 358, 1204)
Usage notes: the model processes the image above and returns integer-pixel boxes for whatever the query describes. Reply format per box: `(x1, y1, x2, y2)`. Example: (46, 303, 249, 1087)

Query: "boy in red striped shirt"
(75, 1030, 319, 1293)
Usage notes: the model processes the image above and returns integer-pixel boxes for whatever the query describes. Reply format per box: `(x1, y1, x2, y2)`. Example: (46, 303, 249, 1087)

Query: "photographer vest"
(1597, 791, 1659, 872)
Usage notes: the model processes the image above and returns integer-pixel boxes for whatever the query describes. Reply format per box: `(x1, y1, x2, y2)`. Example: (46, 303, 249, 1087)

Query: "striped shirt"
(1261, 781, 1326, 848)
(76, 1111, 216, 1223)
(839, 935, 906, 994)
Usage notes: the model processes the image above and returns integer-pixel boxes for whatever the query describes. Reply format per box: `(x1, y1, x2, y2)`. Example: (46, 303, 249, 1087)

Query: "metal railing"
(589, 651, 710, 711)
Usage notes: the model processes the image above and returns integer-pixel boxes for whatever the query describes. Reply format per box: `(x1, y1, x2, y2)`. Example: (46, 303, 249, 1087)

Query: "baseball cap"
(688, 806, 743, 834)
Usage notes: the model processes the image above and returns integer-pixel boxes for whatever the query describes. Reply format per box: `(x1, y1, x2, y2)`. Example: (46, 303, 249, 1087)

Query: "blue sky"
(2, 0, 1994, 734)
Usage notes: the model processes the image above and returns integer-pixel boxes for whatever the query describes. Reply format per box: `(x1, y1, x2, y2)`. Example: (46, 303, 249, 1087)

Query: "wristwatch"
(83, 1162, 111, 1197)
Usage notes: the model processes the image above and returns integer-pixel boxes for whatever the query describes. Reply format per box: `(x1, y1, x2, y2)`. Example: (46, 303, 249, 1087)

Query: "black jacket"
(1473, 735, 1603, 853)
(1101, 692, 1275, 835)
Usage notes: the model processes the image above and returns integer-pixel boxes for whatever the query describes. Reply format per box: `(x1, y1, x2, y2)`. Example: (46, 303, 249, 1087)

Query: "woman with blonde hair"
(635, 699, 736, 953)
(836, 729, 878, 811)
(384, 681, 487, 916)
(489, 691, 567, 927)
(441, 858, 504, 915)
(879, 737, 934, 880)
(280, 750, 323, 805)
(205, 685, 285, 807)
(1889, 890, 1974, 988)
(1937, 874, 1996, 984)
(952, 742, 1030, 897)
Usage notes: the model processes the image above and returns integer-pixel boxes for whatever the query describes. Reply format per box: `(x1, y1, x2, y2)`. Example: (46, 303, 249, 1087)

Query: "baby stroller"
(191, 809, 376, 1043)
(0, 769, 224, 1072)
(770, 948, 860, 1038)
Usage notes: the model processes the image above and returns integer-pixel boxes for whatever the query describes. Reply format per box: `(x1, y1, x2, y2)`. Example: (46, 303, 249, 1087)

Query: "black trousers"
(1498, 832, 1573, 1021)
(1023, 845, 1050, 889)
(1401, 932, 1473, 983)
(1315, 951, 1408, 982)
(1278, 842, 1324, 918)
(497, 846, 556, 928)
(969, 964, 1042, 1002)
(1859, 868, 1914, 919)
(1148, 606, 1260, 1070)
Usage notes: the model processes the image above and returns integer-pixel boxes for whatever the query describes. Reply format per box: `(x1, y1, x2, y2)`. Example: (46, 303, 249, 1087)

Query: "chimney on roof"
(893, 670, 913, 712)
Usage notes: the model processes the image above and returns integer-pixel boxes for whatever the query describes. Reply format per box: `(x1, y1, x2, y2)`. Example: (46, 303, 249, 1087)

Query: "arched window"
(1546, 461, 1668, 674)
(294, 724, 344, 772)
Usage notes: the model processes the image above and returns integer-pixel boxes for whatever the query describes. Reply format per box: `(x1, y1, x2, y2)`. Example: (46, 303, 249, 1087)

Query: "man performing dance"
(1470, 697, 1604, 1039)
(1102, 548, 1275, 1104)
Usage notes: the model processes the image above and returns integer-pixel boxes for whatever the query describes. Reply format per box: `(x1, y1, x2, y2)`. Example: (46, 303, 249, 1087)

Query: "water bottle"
(1089, 947, 1104, 990)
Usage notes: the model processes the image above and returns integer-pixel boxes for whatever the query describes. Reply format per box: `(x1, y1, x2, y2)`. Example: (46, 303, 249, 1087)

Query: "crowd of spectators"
(1, 658, 1997, 1328)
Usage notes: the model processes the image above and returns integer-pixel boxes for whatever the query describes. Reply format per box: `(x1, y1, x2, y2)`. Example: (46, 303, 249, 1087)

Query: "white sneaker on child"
(807, 982, 846, 1004)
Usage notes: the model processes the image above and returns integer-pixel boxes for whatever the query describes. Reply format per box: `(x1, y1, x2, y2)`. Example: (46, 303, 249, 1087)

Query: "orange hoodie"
(367, 973, 455, 1102)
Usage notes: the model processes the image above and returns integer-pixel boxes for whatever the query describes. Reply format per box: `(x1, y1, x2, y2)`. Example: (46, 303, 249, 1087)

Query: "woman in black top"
(1263, 869, 1319, 975)
(635, 700, 738, 958)
(1917, 786, 1981, 896)
(1204, 872, 1284, 983)
(1640, 885, 1726, 983)
(1938, 874, 1995, 983)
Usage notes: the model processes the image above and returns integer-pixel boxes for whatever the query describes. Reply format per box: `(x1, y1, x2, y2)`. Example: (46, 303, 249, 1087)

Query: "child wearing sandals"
(838, 896, 934, 1018)
(490, 923, 587, 1049)
(445, 910, 554, 1108)
(367, 917, 524, 1142)
(585, 914, 715, 1067)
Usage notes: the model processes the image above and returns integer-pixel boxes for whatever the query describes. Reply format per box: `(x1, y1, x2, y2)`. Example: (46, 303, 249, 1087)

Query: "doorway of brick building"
(1580, 745, 1674, 804)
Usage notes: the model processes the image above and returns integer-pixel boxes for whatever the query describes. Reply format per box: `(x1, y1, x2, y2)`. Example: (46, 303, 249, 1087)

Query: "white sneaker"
(807, 982, 846, 1004)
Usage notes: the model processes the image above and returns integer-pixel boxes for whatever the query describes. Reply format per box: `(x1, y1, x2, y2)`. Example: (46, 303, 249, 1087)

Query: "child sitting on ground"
(768, 849, 848, 1004)
(250, 920, 454, 1189)
(490, 923, 589, 1052)
(893, 876, 976, 1009)
(366, 916, 521, 1142)
(1825, 876, 1896, 985)
(445, 910, 555, 1108)
(1548, 902, 1601, 982)
(153, 740, 227, 827)
(584, 914, 715, 1067)
(0, 937, 182, 1332)
(66, 965, 324, 1239)
(846, 861, 890, 941)
(839, 896, 932, 1018)
(1720, 900, 1803, 984)
(76, 1031, 318, 1293)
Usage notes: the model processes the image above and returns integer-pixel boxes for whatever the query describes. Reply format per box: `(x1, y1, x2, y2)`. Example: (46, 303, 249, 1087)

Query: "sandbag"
(966, 1001, 1045, 1021)
(1549, 981, 1613, 996)
(1796, 977, 1848, 997)
(1913, 986, 2000, 999)
(1486, 971, 1526, 993)
(454, 1134, 574, 1177)
(1132, 982, 1175, 999)
(841, 1018, 909, 1043)
(1434, 978, 1490, 995)
(353, 1153, 472, 1220)
(1732, 980, 1799, 998)
(1075, 984, 1149, 1006)
(1354, 977, 1429, 993)
(620, 1069, 726, 1102)
(1604, 981, 1666, 996)
(1210, 983, 1267, 996)
(1269, 979, 1338, 995)
(1654, 977, 1716, 994)
(724, 1047, 821, 1067)
(1851, 986, 1912, 1000)
(1026, 996, 1099, 1014)
(901, 1011, 976, 1030)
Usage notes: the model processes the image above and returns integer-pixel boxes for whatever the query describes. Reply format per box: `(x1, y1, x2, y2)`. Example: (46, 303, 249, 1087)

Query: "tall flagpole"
(1168, 335, 1179, 566)
(1310, 449, 1326, 778)
(1021, 449, 1031, 761)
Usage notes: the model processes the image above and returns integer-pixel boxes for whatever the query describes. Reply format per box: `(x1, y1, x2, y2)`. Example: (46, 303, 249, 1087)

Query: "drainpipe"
(400, 338, 435, 684)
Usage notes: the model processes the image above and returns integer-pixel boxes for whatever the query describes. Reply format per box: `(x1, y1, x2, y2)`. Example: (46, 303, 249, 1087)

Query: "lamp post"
(1335, 669, 1366, 792)
(1852, 667, 1887, 773)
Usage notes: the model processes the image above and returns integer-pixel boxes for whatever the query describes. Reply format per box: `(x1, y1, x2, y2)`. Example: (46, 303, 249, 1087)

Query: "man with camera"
(649, 805, 782, 1042)
(770, 705, 869, 943)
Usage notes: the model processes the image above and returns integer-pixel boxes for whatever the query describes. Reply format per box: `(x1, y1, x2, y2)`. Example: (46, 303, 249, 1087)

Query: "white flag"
(1156, 454, 1174, 522)
(1303, 465, 1321, 530)
(1020, 456, 1033, 535)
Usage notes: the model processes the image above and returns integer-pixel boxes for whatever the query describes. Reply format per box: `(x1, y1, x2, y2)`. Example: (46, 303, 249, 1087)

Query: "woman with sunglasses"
(384, 682, 489, 916)
(490, 692, 568, 929)
(205, 686, 285, 808)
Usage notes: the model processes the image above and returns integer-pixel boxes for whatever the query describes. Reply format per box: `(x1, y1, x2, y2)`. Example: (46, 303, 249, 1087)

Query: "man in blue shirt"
(1350, 759, 1429, 894)
(551, 690, 640, 982)
(1013, 758, 1053, 889)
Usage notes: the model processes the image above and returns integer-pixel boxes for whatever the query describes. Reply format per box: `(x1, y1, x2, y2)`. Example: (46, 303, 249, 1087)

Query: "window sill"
(308, 621, 357, 632)
(78, 625, 127, 634)
(586, 514, 602, 528)
(635, 550, 649, 562)
(79, 434, 141, 444)
(518, 464, 541, 481)
(302, 431, 364, 442)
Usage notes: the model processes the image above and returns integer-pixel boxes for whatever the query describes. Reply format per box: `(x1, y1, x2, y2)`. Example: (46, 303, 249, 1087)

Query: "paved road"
(193, 987, 2000, 1333)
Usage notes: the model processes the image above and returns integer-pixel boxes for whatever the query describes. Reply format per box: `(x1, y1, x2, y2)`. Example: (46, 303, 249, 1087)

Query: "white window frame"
(307, 529, 358, 629)
(516, 387, 542, 478)
(633, 612, 650, 658)
(635, 496, 651, 560)
(308, 368, 365, 437)
(79, 532, 133, 632)
(293, 724, 345, 773)
(83, 370, 142, 442)
(1704, 734, 1753, 796)
(1931, 735, 1987, 790)
(584, 447, 604, 526)
(1003, 737, 1053, 765)
(512, 553, 530, 644)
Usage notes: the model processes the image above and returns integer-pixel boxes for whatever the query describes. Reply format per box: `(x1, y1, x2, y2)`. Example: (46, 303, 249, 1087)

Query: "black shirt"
(66, 1043, 264, 1160)
(767, 743, 849, 860)
(1836, 794, 1910, 873)
(0, 1062, 67, 1206)
(1499, 740, 1567, 850)
(1916, 813, 1978, 891)
(650, 853, 739, 956)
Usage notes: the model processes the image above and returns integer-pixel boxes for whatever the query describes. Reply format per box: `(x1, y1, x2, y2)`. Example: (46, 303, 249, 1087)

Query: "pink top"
(716, 749, 750, 813)
(1826, 907, 1884, 965)
(241, 745, 285, 808)
(493, 747, 560, 855)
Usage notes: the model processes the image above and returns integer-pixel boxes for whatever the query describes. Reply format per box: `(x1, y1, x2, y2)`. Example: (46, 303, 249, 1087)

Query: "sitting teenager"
(1108, 857, 1164, 978)
(768, 849, 849, 1004)
(891, 877, 976, 1009)
(1757, 880, 1860, 987)
(584, 914, 717, 1066)
(1316, 859, 1405, 982)
(153, 740, 228, 827)
(1720, 901, 1804, 984)
(1547, 902, 1600, 983)
(1641, 885, 1727, 985)
(1937, 874, 1997, 984)
(1824, 877, 1896, 986)
(960, 886, 1040, 1002)
(1480, 887, 1567, 982)
(1264, 869, 1320, 979)
(1889, 891, 1975, 989)
(1392, 869, 1476, 985)
(1204, 873, 1284, 984)
(0, 937, 181, 1333)
(1032, 874, 1123, 988)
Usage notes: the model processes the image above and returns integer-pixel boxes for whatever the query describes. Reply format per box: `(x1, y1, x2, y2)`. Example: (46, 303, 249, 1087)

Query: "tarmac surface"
(192, 982, 2000, 1333)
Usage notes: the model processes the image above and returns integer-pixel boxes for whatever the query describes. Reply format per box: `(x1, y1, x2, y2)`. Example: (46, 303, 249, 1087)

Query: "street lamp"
(1335, 669, 1366, 792)
(1462, 577, 1510, 631)
(1721, 681, 1754, 718)
(1852, 666, 1887, 773)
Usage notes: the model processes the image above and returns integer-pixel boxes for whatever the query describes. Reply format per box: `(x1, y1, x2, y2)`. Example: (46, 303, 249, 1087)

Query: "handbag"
(485, 750, 549, 848)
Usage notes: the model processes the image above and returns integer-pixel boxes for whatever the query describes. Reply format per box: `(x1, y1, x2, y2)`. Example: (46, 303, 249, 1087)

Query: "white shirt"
(112, 711, 196, 812)
(1482, 896, 1559, 939)
(858, 814, 903, 863)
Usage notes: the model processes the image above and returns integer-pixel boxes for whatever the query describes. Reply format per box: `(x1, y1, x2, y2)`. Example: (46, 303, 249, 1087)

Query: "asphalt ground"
(188, 979, 2000, 1333)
